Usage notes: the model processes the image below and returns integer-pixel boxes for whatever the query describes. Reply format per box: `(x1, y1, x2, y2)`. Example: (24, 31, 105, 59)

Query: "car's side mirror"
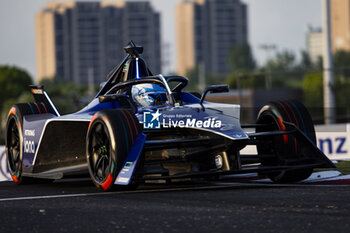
(199, 85, 229, 105)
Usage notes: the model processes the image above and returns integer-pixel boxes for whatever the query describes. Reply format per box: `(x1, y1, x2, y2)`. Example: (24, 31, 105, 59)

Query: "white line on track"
(0, 193, 88, 202)
(0, 185, 230, 202)
(0, 182, 349, 202)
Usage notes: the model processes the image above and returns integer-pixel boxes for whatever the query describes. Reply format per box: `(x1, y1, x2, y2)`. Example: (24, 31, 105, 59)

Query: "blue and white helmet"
(131, 84, 155, 107)
(131, 83, 167, 107)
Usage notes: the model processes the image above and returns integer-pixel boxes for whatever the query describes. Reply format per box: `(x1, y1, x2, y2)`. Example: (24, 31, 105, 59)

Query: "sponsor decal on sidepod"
(143, 110, 221, 129)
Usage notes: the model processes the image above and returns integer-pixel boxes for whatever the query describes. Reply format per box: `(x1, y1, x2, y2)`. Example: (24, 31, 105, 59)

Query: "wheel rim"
(89, 122, 111, 183)
(7, 119, 20, 173)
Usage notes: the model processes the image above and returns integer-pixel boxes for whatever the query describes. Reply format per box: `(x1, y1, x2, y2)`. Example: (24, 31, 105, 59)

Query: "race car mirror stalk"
(200, 84, 229, 110)
(158, 74, 176, 105)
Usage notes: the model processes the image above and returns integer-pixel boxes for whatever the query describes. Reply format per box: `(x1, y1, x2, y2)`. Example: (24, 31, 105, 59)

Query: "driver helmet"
(131, 84, 155, 107)
(131, 84, 166, 107)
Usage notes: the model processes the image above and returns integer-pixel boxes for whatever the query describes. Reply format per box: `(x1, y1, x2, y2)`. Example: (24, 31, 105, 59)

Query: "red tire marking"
(285, 102, 299, 128)
(277, 102, 294, 145)
(9, 107, 16, 117)
(277, 102, 293, 123)
(11, 174, 18, 183)
(88, 113, 99, 131)
(276, 116, 288, 143)
(41, 103, 48, 113)
(121, 111, 134, 143)
(125, 111, 138, 134)
(34, 103, 41, 114)
(276, 116, 286, 131)
(9, 108, 21, 182)
(101, 173, 113, 190)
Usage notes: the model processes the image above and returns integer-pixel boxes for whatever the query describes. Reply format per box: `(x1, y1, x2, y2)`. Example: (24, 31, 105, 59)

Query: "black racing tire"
(86, 109, 141, 191)
(256, 100, 315, 183)
(5, 103, 54, 184)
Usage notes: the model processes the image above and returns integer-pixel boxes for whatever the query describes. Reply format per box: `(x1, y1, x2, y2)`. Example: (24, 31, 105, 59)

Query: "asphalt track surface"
(0, 179, 350, 233)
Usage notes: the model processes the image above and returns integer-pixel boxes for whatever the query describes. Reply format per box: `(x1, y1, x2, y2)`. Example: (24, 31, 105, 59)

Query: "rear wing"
(29, 85, 60, 116)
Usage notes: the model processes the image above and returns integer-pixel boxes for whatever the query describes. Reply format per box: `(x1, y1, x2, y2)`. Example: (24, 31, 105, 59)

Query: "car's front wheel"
(256, 100, 315, 183)
(86, 109, 141, 191)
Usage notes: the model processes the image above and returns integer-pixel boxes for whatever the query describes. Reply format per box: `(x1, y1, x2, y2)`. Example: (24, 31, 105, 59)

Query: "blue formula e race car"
(5, 42, 334, 190)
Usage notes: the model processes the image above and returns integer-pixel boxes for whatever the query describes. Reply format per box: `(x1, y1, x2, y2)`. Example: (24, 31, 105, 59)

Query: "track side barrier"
(0, 146, 11, 181)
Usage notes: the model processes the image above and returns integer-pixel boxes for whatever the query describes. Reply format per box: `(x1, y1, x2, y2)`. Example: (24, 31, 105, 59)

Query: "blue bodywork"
(18, 43, 249, 182)
(9, 42, 335, 187)
(21, 86, 247, 174)
(115, 133, 146, 185)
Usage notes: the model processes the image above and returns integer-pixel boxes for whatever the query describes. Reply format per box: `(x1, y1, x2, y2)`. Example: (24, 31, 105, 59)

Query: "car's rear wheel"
(6, 113, 22, 183)
(256, 100, 315, 183)
(6, 103, 54, 184)
(86, 109, 141, 191)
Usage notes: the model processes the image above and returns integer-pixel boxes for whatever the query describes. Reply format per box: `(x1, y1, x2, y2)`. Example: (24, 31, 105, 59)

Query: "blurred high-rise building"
(331, 0, 350, 52)
(176, 0, 247, 77)
(306, 26, 323, 64)
(36, 1, 161, 85)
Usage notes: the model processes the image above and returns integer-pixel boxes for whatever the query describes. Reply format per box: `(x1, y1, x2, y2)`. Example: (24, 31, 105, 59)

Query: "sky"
(0, 0, 322, 81)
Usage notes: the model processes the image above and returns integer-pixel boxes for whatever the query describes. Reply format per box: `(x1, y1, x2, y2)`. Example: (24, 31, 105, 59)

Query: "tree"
(333, 50, 350, 77)
(302, 71, 323, 105)
(39, 78, 89, 114)
(226, 72, 265, 89)
(226, 43, 258, 89)
(229, 43, 256, 73)
(0, 65, 33, 143)
(302, 70, 350, 123)
(264, 50, 296, 72)
(298, 50, 313, 71)
(0, 66, 33, 110)
(184, 66, 217, 92)
(260, 50, 303, 88)
(302, 71, 324, 123)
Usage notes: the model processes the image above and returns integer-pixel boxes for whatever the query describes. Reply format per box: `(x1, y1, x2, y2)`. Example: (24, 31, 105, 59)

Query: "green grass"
(315, 161, 350, 175)
(334, 161, 350, 174)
